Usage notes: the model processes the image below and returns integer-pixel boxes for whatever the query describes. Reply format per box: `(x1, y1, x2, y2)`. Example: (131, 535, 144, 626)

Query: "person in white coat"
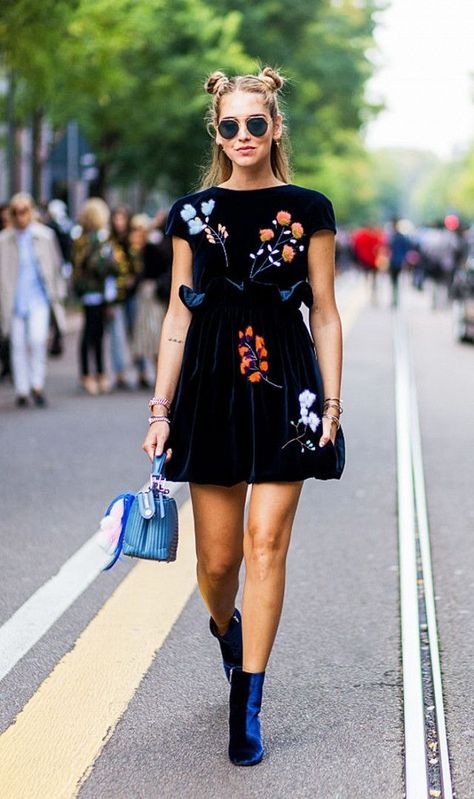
(0, 193, 64, 406)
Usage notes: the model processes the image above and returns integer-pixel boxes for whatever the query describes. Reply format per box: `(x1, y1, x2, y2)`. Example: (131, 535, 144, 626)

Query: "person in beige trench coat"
(0, 193, 65, 406)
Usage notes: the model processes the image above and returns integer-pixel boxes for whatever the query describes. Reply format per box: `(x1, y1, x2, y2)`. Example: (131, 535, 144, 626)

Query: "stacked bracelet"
(148, 395, 171, 410)
(148, 415, 170, 426)
(323, 397, 343, 415)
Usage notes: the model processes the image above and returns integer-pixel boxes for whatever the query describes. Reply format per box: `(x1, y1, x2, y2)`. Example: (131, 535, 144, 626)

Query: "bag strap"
(152, 453, 167, 480)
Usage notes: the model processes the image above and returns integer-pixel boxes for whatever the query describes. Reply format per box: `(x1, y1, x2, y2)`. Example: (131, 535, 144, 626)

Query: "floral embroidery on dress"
(249, 210, 305, 278)
(238, 327, 282, 388)
(180, 199, 229, 268)
(281, 389, 321, 452)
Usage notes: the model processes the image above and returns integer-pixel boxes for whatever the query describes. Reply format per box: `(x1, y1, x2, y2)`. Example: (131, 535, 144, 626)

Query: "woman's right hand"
(142, 421, 173, 463)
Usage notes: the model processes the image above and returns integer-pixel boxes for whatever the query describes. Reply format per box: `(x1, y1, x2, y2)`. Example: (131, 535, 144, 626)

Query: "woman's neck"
(219, 163, 285, 190)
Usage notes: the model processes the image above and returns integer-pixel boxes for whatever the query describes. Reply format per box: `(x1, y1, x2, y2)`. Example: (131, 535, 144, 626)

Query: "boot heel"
(228, 669, 265, 766)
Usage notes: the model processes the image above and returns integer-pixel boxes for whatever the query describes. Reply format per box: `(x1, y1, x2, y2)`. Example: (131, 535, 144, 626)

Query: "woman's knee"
(197, 554, 241, 584)
(244, 522, 289, 578)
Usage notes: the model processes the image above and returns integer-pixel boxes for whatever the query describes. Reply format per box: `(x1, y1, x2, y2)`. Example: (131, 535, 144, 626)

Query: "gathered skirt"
(165, 277, 345, 486)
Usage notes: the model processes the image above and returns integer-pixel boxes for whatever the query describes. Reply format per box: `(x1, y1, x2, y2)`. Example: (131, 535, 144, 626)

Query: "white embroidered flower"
(201, 199, 215, 216)
(308, 411, 320, 432)
(180, 203, 197, 222)
(188, 217, 205, 235)
(298, 389, 316, 410)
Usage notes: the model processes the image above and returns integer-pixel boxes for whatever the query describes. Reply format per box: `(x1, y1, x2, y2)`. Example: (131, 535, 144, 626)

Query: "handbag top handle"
(152, 453, 167, 480)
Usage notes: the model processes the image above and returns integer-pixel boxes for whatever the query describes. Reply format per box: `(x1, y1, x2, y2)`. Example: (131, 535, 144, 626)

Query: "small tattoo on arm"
(168, 336, 184, 344)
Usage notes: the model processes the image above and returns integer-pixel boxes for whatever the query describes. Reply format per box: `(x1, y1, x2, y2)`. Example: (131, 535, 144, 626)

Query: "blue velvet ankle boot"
(228, 669, 265, 766)
(209, 609, 242, 682)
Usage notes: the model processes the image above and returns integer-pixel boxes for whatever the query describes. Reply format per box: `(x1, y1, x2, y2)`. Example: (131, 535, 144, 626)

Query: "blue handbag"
(102, 453, 178, 570)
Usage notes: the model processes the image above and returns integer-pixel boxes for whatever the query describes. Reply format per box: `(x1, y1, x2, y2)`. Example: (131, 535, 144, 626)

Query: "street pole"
(67, 120, 79, 219)
(7, 69, 16, 197)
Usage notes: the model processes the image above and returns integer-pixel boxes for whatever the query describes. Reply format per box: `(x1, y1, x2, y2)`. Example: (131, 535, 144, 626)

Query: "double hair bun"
(204, 67, 284, 95)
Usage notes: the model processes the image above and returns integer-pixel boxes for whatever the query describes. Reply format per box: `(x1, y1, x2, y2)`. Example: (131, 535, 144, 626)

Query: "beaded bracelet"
(148, 415, 170, 426)
(148, 395, 171, 410)
(322, 412, 341, 430)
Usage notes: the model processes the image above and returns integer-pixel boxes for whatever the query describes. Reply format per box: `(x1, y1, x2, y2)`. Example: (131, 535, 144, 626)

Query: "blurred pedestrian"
(44, 199, 73, 357)
(388, 218, 411, 307)
(130, 213, 170, 388)
(142, 66, 345, 766)
(352, 225, 386, 303)
(0, 192, 64, 407)
(0, 204, 12, 379)
(0, 203, 11, 231)
(108, 205, 138, 389)
(72, 198, 118, 395)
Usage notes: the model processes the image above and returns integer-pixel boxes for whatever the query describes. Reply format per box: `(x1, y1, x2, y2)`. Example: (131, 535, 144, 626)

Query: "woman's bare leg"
(189, 482, 247, 634)
(242, 481, 304, 672)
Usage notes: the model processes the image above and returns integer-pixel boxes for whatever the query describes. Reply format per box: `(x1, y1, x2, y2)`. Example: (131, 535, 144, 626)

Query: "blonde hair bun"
(205, 71, 228, 95)
(258, 67, 284, 92)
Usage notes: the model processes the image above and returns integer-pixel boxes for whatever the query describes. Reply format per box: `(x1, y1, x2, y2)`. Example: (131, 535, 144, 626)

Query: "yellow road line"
(0, 499, 197, 799)
(0, 277, 368, 799)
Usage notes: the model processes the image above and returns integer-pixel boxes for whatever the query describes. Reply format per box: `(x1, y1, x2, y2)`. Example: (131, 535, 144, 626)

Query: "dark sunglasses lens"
(218, 120, 239, 139)
(247, 117, 268, 137)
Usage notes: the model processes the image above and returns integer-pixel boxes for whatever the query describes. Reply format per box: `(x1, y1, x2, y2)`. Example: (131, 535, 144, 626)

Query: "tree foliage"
(1, 0, 384, 218)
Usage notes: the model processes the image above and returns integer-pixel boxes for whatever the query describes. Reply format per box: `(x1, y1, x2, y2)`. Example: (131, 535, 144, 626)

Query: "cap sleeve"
(165, 199, 190, 241)
(307, 192, 337, 236)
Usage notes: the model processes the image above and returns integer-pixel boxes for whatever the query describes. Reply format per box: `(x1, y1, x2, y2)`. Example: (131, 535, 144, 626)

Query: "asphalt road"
(0, 270, 472, 798)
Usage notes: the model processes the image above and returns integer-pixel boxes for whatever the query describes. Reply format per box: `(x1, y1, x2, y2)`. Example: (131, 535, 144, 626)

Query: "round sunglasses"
(217, 116, 269, 140)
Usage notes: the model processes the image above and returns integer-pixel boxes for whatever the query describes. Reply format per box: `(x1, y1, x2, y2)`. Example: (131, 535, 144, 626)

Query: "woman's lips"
(236, 147, 255, 154)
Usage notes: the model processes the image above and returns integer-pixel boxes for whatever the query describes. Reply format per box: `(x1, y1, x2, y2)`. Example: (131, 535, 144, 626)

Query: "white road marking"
(0, 483, 184, 683)
(394, 306, 453, 798)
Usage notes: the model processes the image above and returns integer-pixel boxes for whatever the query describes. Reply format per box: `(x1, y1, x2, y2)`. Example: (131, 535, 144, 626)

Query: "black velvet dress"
(164, 184, 345, 486)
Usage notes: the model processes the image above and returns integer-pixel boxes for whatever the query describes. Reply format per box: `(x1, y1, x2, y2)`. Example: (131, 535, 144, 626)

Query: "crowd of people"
(0, 194, 171, 406)
(0, 193, 471, 409)
(339, 215, 470, 308)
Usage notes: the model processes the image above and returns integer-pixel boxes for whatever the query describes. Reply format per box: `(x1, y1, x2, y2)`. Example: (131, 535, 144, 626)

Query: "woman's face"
(130, 224, 148, 249)
(215, 90, 281, 172)
(112, 209, 129, 235)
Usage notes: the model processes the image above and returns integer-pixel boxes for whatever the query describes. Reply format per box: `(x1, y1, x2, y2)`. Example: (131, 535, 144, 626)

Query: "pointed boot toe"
(228, 669, 265, 766)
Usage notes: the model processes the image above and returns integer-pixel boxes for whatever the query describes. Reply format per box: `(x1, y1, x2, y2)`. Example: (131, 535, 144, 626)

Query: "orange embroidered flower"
(291, 222, 304, 239)
(237, 329, 282, 388)
(282, 244, 296, 262)
(276, 210, 291, 226)
(259, 228, 274, 242)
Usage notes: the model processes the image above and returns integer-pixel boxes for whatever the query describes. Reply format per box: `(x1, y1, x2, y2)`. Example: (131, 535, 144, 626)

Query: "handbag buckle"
(137, 488, 156, 519)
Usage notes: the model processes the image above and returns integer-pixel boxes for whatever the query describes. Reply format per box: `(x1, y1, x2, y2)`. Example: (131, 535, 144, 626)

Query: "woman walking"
(142, 67, 345, 766)
(130, 213, 169, 388)
(72, 198, 117, 395)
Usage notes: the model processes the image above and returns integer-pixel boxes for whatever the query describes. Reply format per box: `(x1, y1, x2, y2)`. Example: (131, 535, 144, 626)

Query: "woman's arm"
(307, 230, 343, 445)
(142, 236, 193, 461)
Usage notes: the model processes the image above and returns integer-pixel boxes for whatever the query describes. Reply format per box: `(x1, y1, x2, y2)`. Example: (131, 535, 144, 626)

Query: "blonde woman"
(143, 68, 345, 765)
(72, 198, 117, 395)
(130, 214, 168, 388)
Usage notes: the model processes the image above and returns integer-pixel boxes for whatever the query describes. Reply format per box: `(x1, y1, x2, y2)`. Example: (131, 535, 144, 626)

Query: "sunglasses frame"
(217, 115, 270, 141)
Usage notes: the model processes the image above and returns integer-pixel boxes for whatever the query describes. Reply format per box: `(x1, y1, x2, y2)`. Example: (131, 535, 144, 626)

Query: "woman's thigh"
(189, 482, 248, 567)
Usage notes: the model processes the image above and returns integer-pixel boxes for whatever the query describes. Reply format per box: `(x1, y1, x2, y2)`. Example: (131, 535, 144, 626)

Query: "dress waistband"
(179, 276, 313, 311)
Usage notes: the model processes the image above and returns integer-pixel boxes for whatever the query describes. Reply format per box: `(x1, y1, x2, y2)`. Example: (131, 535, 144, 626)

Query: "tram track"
(394, 306, 454, 799)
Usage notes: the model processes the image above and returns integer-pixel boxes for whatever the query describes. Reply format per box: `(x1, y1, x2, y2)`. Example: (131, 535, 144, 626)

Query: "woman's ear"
(273, 113, 283, 143)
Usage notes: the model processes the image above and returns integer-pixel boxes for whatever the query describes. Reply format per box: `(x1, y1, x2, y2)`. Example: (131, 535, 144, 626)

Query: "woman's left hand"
(318, 414, 338, 446)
